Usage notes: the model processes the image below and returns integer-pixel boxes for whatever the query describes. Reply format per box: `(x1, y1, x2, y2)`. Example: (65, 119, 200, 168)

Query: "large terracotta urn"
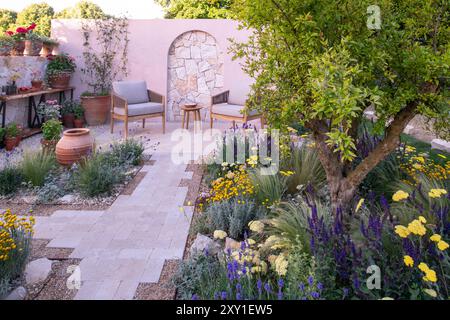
(55, 128, 94, 166)
(81, 95, 110, 126)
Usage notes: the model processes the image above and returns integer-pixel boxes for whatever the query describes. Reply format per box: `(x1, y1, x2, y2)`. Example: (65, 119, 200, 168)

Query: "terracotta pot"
(31, 80, 43, 90)
(10, 40, 25, 56)
(48, 73, 71, 89)
(0, 44, 11, 56)
(74, 118, 84, 128)
(62, 113, 75, 128)
(5, 136, 16, 151)
(56, 128, 94, 166)
(81, 95, 110, 126)
(41, 138, 58, 153)
(41, 44, 55, 57)
(24, 40, 43, 56)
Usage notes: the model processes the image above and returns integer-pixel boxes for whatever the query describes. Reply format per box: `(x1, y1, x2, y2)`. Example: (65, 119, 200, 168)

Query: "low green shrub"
(21, 151, 56, 187)
(285, 145, 326, 194)
(249, 169, 287, 207)
(75, 153, 125, 197)
(0, 167, 23, 196)
(41, 119, 63, 141)
(205, 198, 267, 240)
(108, 138, 145, 167)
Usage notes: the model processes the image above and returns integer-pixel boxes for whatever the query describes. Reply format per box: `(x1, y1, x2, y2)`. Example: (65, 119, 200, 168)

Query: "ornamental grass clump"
(0, 210, 34, 298)
(21, 151, 56, 187)
(0, 167, 23, 196)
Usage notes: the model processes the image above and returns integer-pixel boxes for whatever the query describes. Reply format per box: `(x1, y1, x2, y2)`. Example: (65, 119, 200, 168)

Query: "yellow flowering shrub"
(208, 166, 254, 203)
(400, 146, 449, 183)
(0, 210, 34, 262)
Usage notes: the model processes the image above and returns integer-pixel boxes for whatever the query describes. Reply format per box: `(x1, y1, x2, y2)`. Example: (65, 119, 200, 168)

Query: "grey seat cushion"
(113, 81, 149, 105)
(114, 102, 164, 116)
(212, 103, 259, 117)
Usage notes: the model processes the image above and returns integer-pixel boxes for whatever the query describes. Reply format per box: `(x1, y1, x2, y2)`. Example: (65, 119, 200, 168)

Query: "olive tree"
(231, 0, 449, 212)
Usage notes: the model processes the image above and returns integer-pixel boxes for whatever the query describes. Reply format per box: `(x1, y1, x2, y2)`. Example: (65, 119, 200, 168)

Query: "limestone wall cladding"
(167, 31, 224, 121)
(0, 56, 59, 127)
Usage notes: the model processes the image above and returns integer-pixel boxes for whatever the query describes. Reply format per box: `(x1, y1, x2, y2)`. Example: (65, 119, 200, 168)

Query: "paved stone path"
(32, 124, 195, 300)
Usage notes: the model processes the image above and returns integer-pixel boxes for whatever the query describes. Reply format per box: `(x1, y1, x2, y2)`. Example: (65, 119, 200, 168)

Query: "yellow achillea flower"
(423, 269, 437, 283)
(428, 189, 448, 199)
(392, 190, 409, 202)
(403, 255, 414, 267)
(430, 234, 442, 242)
(248, 220, 264, 233)
(213, 230, 227, 240)
(418, 262, 429, 272)
(418, 216, 427, 224)
(407, 219, 426, 236)
(395, 225, 410, 238)
(355, 198, 364, 213)
(437, 240, 449, 251)
(274, 254, 288, 276)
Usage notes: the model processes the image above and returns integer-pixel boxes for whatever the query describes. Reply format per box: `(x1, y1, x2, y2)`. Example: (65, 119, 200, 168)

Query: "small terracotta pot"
(41, 138, 58, 153)
(31, 80, 43, 90)
(5, 136, 16, 151)
(56, 128, 94, 166)
(81, 95, 110, 126)
(62, 113, 75, 128)
(24, 40, 43, 56)
(74, 118, 84, 128)
(48, 73, 71, 89)
(41, 44, 55, 57)
(10, 40, 25, 56)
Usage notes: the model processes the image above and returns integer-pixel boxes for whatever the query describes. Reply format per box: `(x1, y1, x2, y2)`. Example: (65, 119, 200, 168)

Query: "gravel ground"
(134, 260, 180, 300)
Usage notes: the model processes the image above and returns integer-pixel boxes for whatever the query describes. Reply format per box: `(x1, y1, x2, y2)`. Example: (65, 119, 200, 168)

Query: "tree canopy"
(0, 9, 16, 33)
(15, 3, 55, 36)
(157, 0, 234, 19)
(231, 0, 449, 210)
(57, 0, 106, 19)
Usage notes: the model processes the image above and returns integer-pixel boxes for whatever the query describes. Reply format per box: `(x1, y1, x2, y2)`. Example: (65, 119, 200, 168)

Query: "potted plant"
(73, 101, 85, 128)
(24, 23, 42, 56)
(40, 36, 59, 57)
(0, 35, 14, 56)
(61, 100, 76, 128)
(5, 27, 28, 56)
(80, 17, 129, 126)
(5, 72, 21, 95)
(45, 53, 76, 89)
(41, 119, 63, 152)
(4, 122, 20, 151)
(37, 99, 61, 123)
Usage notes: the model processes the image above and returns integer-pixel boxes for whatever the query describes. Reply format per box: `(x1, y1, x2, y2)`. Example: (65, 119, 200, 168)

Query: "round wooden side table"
(181, 104, 202, 130)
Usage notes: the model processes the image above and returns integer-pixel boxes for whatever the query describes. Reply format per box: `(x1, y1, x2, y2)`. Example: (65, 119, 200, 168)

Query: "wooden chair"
(111, 80, 165, 138)
(210, 90, 264, 129)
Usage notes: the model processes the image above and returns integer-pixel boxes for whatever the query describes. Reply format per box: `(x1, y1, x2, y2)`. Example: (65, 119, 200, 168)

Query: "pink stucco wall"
(51, 19, 253, 120)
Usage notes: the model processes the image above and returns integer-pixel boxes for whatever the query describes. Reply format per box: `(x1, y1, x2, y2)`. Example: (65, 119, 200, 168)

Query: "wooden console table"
(0, 87, 74, 128)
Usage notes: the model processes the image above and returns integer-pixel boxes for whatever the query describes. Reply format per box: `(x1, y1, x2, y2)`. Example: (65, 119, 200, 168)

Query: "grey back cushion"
(228, 91, 247, 106)
(113, 81, 149, 105)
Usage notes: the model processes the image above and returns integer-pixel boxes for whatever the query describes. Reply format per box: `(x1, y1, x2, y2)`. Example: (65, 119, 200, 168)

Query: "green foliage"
(21, 151, 56, 187)
(16, 3, 55, 36)
(0, 9, 16, 33)
(0, 167, 23, 196)
(249, 169, 287, 206)
(5, 122, 19, 138)
(268, 200, 332, 252)
(158, 0, 234, 19)
(285, 145, 326, 194)
(72, 101, 84, 119)
(172, 253, 227, 300)
(41, 119, 62, 141)
(75, 153, 125, 197)
(57, 1, 106, 19)
(205, 198, 267, 240)
(109, 139, 145, 166)
(46, 53, 76, 76)
(61, 99, 77, 115)
(0, 127, 6, 142)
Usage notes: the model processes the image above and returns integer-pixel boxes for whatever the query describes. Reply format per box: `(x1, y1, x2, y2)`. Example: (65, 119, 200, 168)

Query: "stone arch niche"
(167, 31, 224, 121)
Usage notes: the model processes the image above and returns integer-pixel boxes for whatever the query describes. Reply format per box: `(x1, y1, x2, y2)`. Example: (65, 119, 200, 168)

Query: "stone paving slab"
(29, 124, 201, 300)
